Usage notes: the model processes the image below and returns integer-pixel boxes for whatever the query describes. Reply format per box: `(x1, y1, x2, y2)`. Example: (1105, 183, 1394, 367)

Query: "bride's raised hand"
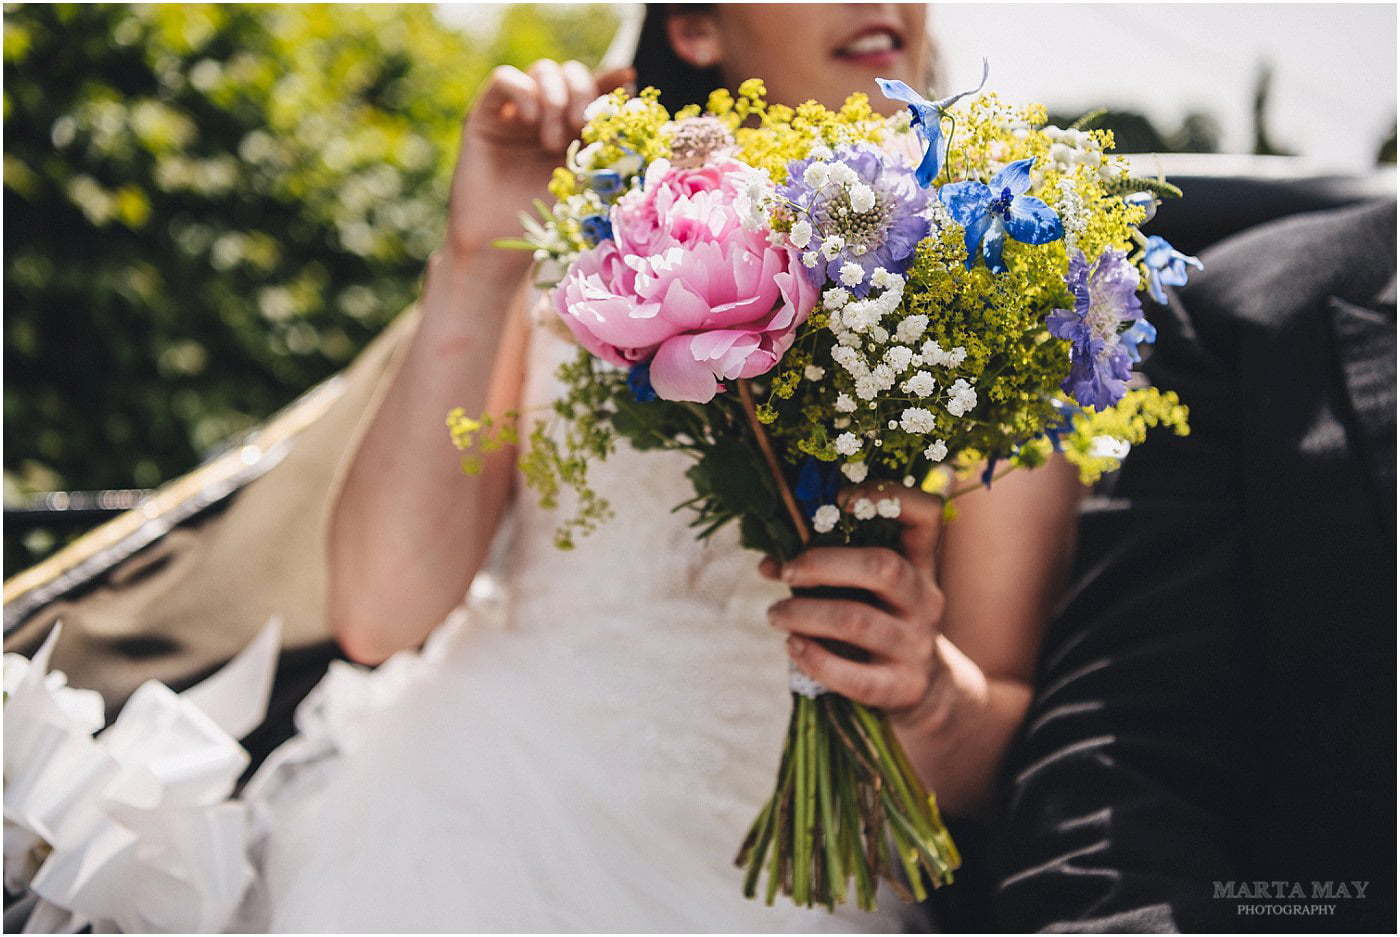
(444, 60, 635, 261)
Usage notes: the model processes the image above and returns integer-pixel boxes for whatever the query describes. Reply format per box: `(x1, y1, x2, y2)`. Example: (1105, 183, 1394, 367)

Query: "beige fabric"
(4, 307, 421, 709)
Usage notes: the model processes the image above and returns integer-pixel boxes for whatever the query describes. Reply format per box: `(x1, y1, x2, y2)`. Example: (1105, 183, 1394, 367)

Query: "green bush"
(2, 3, 617, 570)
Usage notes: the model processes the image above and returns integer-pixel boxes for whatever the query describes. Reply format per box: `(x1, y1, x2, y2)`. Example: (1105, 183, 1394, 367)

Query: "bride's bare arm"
(328, 252, 529, 665)
(329, 60, 633, 664)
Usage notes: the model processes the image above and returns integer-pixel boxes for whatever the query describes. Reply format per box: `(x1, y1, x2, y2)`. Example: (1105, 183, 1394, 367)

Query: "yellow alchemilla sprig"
(1061, 388, 1191, 483)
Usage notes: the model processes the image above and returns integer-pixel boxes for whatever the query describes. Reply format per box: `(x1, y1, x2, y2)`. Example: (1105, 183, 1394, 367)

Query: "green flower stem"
(792, 696, 811, 906)
(815, 716, 846, 908)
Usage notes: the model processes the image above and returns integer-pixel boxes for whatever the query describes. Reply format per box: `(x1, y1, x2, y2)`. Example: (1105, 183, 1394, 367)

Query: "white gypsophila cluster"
(921, 339, 967, 369)
(894, 314, 928, 344)
(901, 370, 937, 397)
(1057, 177, 1089, 252)
(839, 262, 865, 287)
(899, 407, 938, 434)
(882, 345, 914, 372)
(804, 364, 826, 381)
(732, 166, 777, 233)
(812, 504, 841, 534)
(834, 431, 862, 456)
(876, 497, 902, 519)
(841, 461, 868, 483)
(1043, 126, 1104, 173)
(851, 498, 877, 521)
(924, 439, 948, 462)
(946, 378, 978, 417)
(823, 287, 850, 311)
(789, 219, 813, 249)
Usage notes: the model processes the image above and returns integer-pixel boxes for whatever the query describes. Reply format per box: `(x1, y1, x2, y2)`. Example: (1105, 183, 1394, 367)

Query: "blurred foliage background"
(3, 2, 619, 571)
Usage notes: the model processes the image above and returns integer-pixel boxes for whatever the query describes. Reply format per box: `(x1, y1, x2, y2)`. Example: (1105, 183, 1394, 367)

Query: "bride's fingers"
(767, 597, 905, 660)
(757, 555, 781, 580)
(475, 65, 539, 127)
(778, 546, 934, 618)
(560, 59, 596, 130)
(786, 636, 924, 711)
(527, 58, 569, 151)
(593, 65, 636, 96)
(838, 482, 945, 581)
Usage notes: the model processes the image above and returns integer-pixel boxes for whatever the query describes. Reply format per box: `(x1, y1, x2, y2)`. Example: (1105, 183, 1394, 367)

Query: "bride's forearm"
(892, 636, 1033, 821)
(328, 246, 531, 664)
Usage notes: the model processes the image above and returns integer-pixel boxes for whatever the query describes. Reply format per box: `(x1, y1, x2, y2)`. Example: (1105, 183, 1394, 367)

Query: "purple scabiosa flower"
(1046, 248, 1154, 410)
(777, 144, 931, 296)
(1142, 235, 1203, 304)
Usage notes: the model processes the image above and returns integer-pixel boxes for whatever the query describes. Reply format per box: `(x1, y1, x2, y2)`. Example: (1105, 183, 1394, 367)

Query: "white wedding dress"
(231, 324, 926, 933)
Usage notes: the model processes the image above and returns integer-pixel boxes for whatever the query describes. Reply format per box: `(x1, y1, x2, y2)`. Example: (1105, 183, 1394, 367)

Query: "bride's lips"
(831, 25, 905, 69)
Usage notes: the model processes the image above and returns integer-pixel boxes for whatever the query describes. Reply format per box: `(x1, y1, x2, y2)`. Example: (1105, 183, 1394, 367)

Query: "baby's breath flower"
(876, 497, 902, 519)
(812, 504, 841, 533)
(895, 314, 928, 344)
(946, 379, 978, 417)
(851, 498, 877, 521)
(821, 235, 845, 260)
(848, 182, 876, 213)
(835, 431, 861, 456)
(822, 287, 850, 310)
(902, 370, 937, 397)
(924, 439, 948, 462)
(900, 407, 938, 434)
(803, 162, 830, 188)
(827, 161, 858, 187)
(834, 392, 857, 413)
(839, 262, 865, 287)
(802, 250, 819, 268)
(804, 364, 826, 381)
(790, 219, 813, 249)
(841, 461, 869, 483)
(883, 346, 914, 372)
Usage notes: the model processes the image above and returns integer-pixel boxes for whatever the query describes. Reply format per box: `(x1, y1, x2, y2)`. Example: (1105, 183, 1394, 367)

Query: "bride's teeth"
(840, 32, 895, 56)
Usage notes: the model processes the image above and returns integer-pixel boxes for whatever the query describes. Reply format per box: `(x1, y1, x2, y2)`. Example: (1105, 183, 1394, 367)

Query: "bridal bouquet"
(453, 71, 1192, 911)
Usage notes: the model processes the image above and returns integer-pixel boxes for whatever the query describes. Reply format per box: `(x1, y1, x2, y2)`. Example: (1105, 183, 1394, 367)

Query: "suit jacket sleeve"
(989, 289, 1253, 932)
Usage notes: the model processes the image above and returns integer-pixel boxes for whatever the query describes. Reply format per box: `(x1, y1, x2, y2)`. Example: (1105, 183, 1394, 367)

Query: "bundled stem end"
(736, 694, 960, 911)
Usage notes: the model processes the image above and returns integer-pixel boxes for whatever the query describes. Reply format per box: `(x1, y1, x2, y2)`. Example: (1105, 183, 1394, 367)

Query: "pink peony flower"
(552, 159, 818, 402)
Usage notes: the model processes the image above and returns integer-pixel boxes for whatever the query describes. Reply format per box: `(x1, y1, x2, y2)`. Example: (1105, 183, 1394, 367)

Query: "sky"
(436, 2, 1397, 173)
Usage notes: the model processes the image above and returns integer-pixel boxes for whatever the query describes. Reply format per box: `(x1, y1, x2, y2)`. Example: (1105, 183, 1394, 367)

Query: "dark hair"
(632, 4, 723, 113)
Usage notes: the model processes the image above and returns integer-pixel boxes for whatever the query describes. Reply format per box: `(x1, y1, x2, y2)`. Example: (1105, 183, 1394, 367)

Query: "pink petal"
(648, 335, 721, 402)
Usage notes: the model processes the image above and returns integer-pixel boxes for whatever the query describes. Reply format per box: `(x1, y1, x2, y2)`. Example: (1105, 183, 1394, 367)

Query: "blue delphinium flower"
(1141, 235, 1203, 304)
(938, 158, 1064, 273)
(794, 457, 841, 518)
(583, 170, 624, 200)
(876, 59, 989, 187)
(1043, 397, 1080, 452)
(1046, 248, 1155, 410)
(777, 144, 931, 296)
(627, 362, 657, 402)
(580, 213, 613, 247)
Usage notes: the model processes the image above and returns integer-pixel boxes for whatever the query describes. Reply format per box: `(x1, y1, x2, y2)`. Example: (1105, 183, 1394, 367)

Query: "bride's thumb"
(593, 66, 636, 95)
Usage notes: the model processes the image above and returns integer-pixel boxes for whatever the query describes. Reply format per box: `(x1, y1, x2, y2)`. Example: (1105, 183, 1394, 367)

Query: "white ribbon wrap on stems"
(788, 659, 828, 698)
(3, 618, 281, 933)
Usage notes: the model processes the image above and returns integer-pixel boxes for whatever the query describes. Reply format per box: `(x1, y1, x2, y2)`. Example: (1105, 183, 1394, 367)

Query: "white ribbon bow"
(3, 618, 280, 933)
